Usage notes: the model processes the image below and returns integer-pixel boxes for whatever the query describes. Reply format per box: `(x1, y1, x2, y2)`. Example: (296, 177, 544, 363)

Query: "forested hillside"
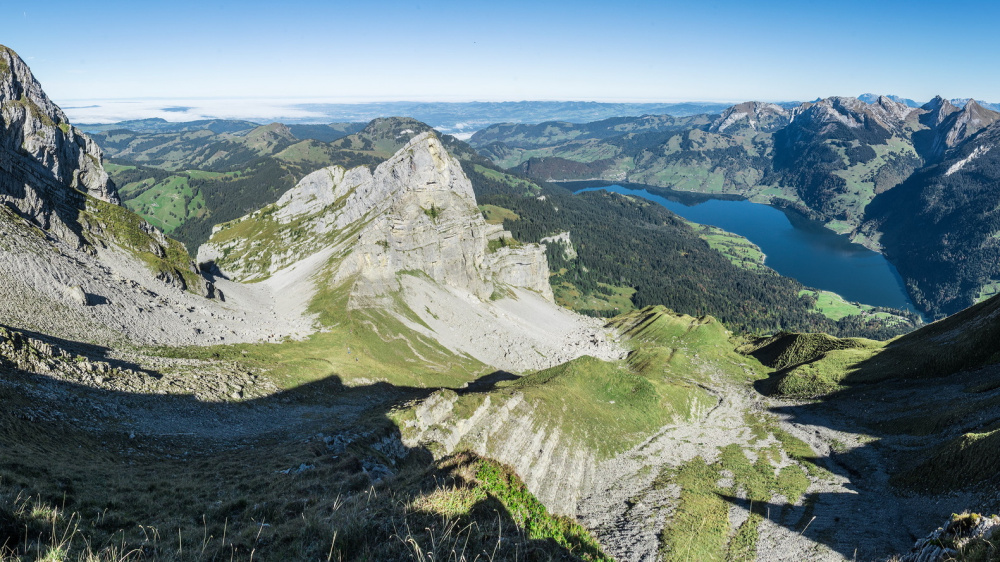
(473, 179, 915, 338)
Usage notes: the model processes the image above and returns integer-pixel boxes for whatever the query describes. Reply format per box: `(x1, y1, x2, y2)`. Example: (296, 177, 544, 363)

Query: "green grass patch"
(478, 204, 519, 225)
(612, 305, 768, 383)
(474, 458, 609, 559)
(121, 174, 206, 233)
(552, 278, 635, 316)
(975, 280, 1000, 303)
(157, 301, 484, 392)
(486, 236, 522, 253)
(660, 457, 730, 561)
(798, 289, 866, 321)
(892, 428, 1000, 493)
(660, 418, 817, 560)
(472, 164, 541, 194)
(740, 332, 883, 397)
(505, 356, 680, 457)
(765, 293, 1000, 398)
(688, 222, 766, 271)
(80, 195, 201, 292)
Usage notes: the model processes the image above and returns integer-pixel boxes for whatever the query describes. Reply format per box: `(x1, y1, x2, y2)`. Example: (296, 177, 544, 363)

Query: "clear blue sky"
(4, 0, 1000, 104)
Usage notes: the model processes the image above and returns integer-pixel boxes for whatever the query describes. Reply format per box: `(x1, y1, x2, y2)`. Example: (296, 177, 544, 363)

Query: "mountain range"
(84, 112, 920, 340)
(2, 43, 1000, 562)
(470, 95, 1000, 318)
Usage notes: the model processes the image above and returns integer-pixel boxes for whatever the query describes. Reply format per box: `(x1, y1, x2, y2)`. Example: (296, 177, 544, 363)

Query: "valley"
(1, 40, 1000, 562)
(571, 183, 919, 315)
(470, 97, 1000, 320)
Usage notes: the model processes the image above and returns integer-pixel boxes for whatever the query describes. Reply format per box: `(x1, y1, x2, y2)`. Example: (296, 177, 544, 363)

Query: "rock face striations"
(0, 46, 118, 244)
(201, 132, 552, 302)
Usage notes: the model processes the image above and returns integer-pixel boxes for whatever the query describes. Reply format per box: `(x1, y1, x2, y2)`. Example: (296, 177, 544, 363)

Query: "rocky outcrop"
(709, 101, 789, 134)
(0, 45, 118, 244)
(900, 513, 1000, 562)
(789, 95, 916, 135)
(199, 133, 626, 372)
(201, 132, 554, 302)
(336, 133, 553, 302)
(0, 45, 204, 294)
(914, 96, 1000, 162)
(399, 389, 597, 516)
(540, 231, 578, 259)
(940, 99, 1000, 150)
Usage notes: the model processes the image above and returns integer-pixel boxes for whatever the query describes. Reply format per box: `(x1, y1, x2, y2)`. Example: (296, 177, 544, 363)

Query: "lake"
(570, 183, 918, 313)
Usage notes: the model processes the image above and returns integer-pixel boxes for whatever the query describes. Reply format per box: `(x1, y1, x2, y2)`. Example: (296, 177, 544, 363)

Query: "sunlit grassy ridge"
(506, 305, 758, 456)
(744, 293, 1000, 399)
(420, 306, 768, 459)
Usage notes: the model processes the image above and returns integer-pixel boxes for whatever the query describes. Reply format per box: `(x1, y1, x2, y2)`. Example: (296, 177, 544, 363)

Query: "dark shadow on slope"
(0, 323, 150, 374)
(731, 302, 1000, 560)
(457, 370, 520, 394)
(0, 353, 601, 560)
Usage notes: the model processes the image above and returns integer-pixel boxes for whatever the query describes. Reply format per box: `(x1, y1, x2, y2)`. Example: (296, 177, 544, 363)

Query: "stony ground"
(0, 216, 318, 348)
(4, 219, 998, 560)
(575, 364, 1000, 561)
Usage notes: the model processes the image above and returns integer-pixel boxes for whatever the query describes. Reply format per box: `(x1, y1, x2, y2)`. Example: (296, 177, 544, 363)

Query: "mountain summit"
(199, 132, 621, 371)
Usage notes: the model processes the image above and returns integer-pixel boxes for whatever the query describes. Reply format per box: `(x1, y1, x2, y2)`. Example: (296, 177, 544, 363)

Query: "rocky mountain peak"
(858, 93, 920, 107)
(940, 97, 1000, 149)
(709, 101, 789, 133)
(922, 95, 959, 117)
(201, 132, 552, 303)
(0, 44, 119, 241)
(790, 96, 908, 134)
(0, 46, 205, 297)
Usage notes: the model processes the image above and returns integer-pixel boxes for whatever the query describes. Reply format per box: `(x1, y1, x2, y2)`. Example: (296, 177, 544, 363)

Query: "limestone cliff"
(200, 132, 553, 302)
(0, 45, 118, 243)
(0, 47, 277, 347)
(199, 132, 623, 372)
(0, 45, 206, 295)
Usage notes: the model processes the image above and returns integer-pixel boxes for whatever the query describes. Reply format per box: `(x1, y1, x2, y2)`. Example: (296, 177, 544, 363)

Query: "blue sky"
(4, 0, 1000, 107)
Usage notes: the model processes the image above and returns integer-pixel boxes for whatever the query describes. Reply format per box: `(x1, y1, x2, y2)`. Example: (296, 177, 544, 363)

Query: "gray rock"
(0, 46, 118, 246)
(200, 133, 554, 302)
(64, 285, 88, 306)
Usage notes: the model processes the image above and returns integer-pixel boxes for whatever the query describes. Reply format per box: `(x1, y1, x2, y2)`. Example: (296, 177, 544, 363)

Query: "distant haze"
(65, 99, 753, 136)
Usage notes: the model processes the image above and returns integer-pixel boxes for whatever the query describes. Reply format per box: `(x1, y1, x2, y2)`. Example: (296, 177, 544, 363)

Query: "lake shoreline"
(565, 182, 920, 316)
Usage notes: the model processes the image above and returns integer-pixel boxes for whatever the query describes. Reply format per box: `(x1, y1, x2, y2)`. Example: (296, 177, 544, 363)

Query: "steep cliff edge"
(0, 45, 117, 242)
(0, 46, 317, 346)
(200, 132, 552, 301)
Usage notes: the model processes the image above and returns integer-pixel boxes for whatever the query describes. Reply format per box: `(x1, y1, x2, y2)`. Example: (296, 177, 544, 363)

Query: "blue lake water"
(572, 183, 918, 313)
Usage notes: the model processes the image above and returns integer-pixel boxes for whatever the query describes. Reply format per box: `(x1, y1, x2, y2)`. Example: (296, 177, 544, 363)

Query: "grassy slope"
(745, 293, 1000, 497)
(0, 248, 613, 561)
(754, 293, 1000, 399)
(78, 194, 202, 293)
(433, 306, 764, 459)
(687, 221, 766, 272)
(0, 407, 607, 561)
